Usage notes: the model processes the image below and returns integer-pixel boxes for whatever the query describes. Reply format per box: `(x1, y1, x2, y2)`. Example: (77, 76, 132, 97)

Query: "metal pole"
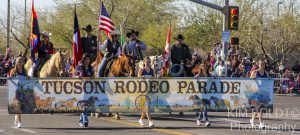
(189, 0, 223, 11)
(222, 0, 229, 59)
(223, 0, 229, 76)
(25, 0, 27, 30)
(7, 0, 11, 50)
(277, 2, 283, 18)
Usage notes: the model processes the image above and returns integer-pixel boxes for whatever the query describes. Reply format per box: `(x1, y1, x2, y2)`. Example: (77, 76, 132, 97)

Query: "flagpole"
(98, 0, 102, 44)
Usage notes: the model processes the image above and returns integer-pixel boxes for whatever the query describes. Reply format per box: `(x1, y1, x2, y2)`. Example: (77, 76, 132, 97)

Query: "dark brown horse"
(108, 53, 136, 77)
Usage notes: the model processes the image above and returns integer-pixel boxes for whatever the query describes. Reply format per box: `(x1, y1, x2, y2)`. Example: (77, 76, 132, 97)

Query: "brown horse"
(35, 97, 55, 108)
(91, 51, 104, 76)
(108, 53, 136, 77)
(192, 64, 201, 75)
(24, 51, 68, 77)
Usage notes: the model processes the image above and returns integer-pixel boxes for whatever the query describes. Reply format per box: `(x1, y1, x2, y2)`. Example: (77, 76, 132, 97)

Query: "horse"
(136, 55, 164, 77)
(77, 96, 99, 110)
(108, 53, 136, 77)
(188, 54, 202, 76)
(91, 51, 104, 76)
(230, 95, 249, 109)
(188, 95, 210, 109)
(35, 97, 55, 108)
(210, 96, 230, 110)
(55, 98, 78, 109)
(24, 50, 68, 77)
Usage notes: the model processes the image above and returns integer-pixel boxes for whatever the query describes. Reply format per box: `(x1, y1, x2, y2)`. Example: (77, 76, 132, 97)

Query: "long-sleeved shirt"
(98, 39, 120, 54)
(123, 40, 146, 60)
(170, 44, 192, 64)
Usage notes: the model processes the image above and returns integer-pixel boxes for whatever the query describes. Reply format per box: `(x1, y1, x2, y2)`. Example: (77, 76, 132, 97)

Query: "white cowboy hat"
(41, 31, 52, 38)
(110, 29, 121, 36)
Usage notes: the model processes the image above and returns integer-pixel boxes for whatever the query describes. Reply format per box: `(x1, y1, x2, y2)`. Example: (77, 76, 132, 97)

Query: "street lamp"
(277, 1, 283, 18)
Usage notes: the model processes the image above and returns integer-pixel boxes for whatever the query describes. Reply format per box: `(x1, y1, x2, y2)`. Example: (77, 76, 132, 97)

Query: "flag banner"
(29, 0, 40, 62)
(99, 2, 115, 35)
(72, 7, 82, 67)
(8, 78, 274, 114)
(163, 24, 171, 68)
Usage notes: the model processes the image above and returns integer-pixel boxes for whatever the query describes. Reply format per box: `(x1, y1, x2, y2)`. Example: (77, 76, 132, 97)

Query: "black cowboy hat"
(174, 34, 185, 40)
(82, 25, 95, 32)
(126, 29, 139, 38)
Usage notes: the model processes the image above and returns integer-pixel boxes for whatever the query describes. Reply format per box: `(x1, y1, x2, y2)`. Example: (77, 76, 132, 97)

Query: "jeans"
(79, 112, 88, 124)
(98, 53, 109, 77)
(198, 111, 209, 121)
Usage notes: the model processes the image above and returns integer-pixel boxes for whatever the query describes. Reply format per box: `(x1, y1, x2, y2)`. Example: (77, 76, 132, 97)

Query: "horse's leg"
(113, 113, 120, 120)
(179, 112, 184, 117)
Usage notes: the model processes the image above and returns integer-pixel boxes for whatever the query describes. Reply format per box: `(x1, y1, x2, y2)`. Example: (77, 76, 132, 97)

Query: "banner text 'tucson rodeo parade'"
(41, 78, 241, 94)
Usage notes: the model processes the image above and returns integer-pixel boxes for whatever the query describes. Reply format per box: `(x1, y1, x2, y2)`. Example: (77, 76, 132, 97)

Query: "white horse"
(136, 55, 164, 77)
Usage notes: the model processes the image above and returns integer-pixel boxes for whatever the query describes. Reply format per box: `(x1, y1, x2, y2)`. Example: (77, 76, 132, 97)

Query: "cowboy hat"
(41, 31, 52, 38)
(110, 29, 121, 36)
(174, 34, 185, 40)
(126, 29, 139, 38)
(82, 25, 95, 32)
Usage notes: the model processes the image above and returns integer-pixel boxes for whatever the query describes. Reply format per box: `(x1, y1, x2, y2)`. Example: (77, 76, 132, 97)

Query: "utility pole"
(7, 0, 11, 49)
(277, 2, 283, 18)
(25, 0, 27, 30)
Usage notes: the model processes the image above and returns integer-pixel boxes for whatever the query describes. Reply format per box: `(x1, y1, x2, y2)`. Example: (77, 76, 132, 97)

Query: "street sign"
(222, 31, 230, 42)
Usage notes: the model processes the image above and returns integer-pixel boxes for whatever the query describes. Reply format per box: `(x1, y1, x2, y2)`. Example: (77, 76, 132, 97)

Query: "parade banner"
(8, 78, 274, 114)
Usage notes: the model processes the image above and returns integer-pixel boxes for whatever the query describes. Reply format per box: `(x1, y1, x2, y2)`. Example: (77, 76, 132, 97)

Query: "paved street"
(0, 86, 299, 135)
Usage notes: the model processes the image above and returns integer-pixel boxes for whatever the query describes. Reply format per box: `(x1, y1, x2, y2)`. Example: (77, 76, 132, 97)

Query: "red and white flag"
(72, 7, 82, 67)
(163, 24, 171, 68)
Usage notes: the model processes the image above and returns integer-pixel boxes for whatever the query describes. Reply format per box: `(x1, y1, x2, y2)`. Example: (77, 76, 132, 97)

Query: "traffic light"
(228, 6, 239, 31)
(230, 37, 239, 45)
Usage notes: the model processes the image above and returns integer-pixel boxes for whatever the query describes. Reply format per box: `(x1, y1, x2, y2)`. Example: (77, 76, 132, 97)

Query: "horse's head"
(50, 50, 68, 77)
(188, 95, 195, 100)
(122, 52, 136, 77)
(93, 97, 99, 101)
(72, 98, 78, 102)
(153, 54, 163, 70)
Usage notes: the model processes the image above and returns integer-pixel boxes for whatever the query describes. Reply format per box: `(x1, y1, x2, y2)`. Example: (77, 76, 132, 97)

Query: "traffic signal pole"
(190, 0, 230, 76)
(223, 0, 229, 76)
(189, 0, 229, 57)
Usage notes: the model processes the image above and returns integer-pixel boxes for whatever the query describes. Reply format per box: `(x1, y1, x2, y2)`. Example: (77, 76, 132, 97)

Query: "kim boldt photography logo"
(228, 107, 299, 134)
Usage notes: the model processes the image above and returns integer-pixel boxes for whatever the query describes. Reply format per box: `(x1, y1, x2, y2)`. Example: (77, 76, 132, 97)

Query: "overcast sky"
(0, 0, 56, 13)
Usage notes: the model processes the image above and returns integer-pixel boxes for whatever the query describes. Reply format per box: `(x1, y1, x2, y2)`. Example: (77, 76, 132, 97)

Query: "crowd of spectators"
(208, 44, 300, 94)
(1, 46, 299, 95)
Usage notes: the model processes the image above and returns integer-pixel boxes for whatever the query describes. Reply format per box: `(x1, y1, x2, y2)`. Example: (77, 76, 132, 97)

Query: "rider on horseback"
(97, 29, 121, 77)
(123, 29, 147, 62)
(33, 31, 54, 77)
(81, 25, 98, 63)
(170, 34, 192, 77)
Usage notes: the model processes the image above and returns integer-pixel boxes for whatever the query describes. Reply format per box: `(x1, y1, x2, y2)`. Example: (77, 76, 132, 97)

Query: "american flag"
(99, 2, 116, 35)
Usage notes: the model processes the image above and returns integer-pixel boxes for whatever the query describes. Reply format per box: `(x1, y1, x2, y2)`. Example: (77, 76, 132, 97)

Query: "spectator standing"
(74, 54, 94, 127)
(137, 57, 154, 127)
(250, 59, 269, 129)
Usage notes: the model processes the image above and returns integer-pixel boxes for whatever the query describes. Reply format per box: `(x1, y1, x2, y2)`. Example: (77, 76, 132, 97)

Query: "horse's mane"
(49, 52, 61, 66)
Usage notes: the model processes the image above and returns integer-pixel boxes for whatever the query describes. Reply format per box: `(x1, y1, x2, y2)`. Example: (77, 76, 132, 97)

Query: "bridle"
(49, 57, 64, 77)
(152, 56, 163, 77)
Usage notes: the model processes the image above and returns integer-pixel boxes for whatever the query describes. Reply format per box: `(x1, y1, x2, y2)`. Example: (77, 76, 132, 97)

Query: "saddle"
(34, 57, 49, 77)
(103, 56, 116, 77)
